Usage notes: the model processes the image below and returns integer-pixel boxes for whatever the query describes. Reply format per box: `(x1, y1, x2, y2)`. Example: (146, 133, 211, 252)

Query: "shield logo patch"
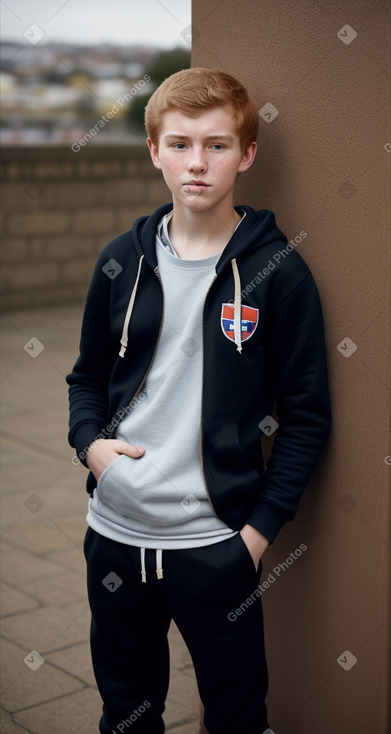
(221, 303, 259, 344)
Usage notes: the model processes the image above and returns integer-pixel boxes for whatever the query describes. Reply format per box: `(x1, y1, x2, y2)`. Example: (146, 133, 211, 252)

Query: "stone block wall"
(0, 145, 169, 310)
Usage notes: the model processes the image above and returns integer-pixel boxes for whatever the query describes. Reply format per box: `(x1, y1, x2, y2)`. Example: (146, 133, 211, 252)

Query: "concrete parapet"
(0, 145, 169, 311)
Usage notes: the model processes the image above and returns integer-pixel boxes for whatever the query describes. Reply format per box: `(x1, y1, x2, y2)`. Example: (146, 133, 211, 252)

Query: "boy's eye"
(170, 143, 225, 150)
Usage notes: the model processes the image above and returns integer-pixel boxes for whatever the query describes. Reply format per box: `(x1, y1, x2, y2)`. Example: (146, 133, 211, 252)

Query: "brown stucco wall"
(192, 1, 390, 732)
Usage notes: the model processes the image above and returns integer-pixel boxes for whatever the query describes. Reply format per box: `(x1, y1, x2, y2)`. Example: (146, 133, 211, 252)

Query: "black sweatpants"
(84, 526, 270, 734)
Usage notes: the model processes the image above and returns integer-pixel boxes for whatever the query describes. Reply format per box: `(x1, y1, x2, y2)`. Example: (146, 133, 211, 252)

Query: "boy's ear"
(237, 141, 257, 173)
(147, 137, 162, 170)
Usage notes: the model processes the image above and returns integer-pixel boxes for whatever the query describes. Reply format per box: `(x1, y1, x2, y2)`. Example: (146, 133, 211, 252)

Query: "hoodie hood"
(131, 203, 288, 272)
(120, 204, 288, 358)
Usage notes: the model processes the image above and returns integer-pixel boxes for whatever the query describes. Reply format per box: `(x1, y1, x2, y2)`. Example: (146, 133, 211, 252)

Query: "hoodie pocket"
(95, 453, 129, 510)
(202, 419, 260, 512)
(94, 453, 188, 527)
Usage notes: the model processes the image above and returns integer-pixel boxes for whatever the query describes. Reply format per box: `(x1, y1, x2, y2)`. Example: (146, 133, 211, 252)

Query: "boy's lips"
(183, 180, 210, 192)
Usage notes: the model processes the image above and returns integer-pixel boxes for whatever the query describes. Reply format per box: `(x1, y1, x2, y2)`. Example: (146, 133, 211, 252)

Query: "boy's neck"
(167, 200, 242, 260)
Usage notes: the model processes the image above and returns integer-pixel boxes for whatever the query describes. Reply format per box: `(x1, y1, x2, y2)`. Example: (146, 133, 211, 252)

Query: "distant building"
(1, 41, 160, 143)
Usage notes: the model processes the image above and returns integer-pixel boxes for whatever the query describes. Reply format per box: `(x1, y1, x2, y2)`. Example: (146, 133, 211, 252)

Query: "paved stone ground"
(1, 304, 204, 734)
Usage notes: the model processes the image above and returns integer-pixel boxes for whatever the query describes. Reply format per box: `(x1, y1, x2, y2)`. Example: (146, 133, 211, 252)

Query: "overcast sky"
(1, 0, 192, 47)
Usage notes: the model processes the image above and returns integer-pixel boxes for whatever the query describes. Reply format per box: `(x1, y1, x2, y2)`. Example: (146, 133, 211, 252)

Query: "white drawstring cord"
(140, 548, 163, 582)
(156, 549, 163, 580)
(140, 547, 146, 583)
(119, 255, 144, 358)
(231, 258, 243, 354)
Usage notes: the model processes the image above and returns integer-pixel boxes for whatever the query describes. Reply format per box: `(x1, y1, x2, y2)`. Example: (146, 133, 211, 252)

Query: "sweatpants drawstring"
(140, 547, 146, 583)
(140, 548, 163, 583)
(156, 549, 163, 579)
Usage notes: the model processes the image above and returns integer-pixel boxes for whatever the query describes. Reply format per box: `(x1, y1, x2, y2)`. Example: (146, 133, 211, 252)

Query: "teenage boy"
(67, 67, 331, 734)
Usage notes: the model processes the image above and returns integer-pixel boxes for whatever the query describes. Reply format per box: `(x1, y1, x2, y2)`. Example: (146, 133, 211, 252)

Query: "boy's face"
(147, 105, 256, 212)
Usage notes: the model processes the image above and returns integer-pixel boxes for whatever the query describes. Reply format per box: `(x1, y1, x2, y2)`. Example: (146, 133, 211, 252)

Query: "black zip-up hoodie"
(66, 203, 331, 543)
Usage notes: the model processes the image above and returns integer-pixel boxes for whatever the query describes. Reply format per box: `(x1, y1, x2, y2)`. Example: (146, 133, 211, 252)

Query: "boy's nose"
(187, 148, 207, 172)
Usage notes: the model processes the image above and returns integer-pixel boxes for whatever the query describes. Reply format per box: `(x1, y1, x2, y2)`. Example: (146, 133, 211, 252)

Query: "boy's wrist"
(240, 523, 269, 564)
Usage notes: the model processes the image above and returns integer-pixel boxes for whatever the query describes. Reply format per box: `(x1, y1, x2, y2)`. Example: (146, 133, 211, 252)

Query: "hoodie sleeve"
(245, 268, 332, 543)
(66, 246, 119, 466)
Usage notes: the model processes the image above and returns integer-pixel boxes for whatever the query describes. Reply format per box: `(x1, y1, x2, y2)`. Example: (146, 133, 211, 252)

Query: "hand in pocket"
(86, 438, 145, 482)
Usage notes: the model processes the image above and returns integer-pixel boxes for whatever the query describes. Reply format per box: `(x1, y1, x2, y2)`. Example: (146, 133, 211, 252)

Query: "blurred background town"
(1, 0, 191, 145)
(1, 41, 190, 145)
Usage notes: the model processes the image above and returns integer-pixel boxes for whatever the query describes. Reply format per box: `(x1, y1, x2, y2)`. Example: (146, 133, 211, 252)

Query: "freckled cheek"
(214, 164, 239, 183)
(161, 162, 183, 185)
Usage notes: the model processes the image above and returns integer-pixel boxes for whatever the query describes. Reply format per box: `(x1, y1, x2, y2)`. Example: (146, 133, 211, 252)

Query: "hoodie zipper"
(199, 273, 218, 517)
(109, 266, 165, 436)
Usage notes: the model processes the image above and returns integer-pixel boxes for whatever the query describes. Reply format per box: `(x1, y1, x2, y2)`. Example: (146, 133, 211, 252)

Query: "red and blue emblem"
(221, 303, 259, 344)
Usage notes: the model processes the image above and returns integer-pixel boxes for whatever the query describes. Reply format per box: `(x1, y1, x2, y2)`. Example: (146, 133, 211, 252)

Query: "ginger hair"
(145, 67, 259, 152)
